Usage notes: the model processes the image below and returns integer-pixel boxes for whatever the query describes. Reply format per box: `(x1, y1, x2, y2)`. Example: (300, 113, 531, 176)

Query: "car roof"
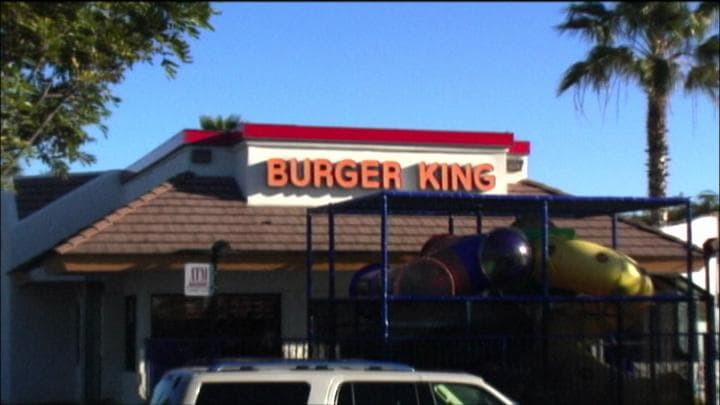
(191, 366, 485, 385)
(206, 359, 416, 372)
(163, 360, 486, 382)
(190, 369, 488, 392)
(160, 361, 515, 405)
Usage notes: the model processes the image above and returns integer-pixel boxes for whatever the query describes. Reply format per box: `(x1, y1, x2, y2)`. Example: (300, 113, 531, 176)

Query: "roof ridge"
(619, 215, 704, 253)
(517, 179, 569, 195)
(54, 175, 184, 254)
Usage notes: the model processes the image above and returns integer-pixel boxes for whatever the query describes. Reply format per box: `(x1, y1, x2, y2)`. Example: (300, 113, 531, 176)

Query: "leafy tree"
(199, 114, 243, 131)
(556, 2, 719, 224)
(1, 2, 217, 188)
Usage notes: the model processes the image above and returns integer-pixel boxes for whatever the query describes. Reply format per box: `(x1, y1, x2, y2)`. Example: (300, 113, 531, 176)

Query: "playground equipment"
(536, 236, 654, 297)
(305, 191, 715, 404)
(349, 226, 654, 300)
(349, 227, 535, 296)
(347, 224, 656, 337)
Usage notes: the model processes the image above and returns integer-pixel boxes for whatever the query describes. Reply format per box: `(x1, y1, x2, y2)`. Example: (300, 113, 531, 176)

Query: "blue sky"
(23, 2, 720, 198)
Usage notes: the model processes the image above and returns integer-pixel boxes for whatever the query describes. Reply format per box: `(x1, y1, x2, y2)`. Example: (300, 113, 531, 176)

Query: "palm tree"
(556, 2, 719, 224)
(694, 190, 719, 215)
(199, 114, 242, 131)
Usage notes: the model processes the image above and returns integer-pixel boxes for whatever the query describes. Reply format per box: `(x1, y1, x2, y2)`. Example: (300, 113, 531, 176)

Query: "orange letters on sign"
(360, 160, 381, 188)
(313, 159, 334, 188)
(267, 158, 288, 187)
(266, 159, 494, 192)
(419, 162, 496, 191)
(335, 159, 359, 188)
(382, 161, 403, 189)
(473, 163, 496, 191)
(418, 162, 440, 190)
(289, 159, 312, 187)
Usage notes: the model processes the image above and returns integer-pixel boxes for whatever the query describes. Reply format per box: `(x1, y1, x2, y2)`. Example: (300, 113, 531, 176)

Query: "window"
(151, 294, 280, 340)
(150, 294, 282, 359)
(337, 382, 432, 405)
(196, 382, 310, 405)
(430, 383, 505, 405)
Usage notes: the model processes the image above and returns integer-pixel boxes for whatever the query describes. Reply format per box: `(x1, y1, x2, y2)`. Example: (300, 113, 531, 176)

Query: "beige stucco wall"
(244, 141, 511, 206)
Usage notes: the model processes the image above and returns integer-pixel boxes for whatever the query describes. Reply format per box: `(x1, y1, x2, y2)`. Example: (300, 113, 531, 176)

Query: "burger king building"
(1, 123, 715, 404)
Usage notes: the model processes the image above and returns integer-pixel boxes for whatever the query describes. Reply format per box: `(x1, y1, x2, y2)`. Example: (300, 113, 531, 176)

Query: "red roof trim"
(127, 123, 531, 177)
(183, 129, 242, 145)
(181, 123, 526, 149)
(509, 141, 530, 155)
(242, 123, 516, 148)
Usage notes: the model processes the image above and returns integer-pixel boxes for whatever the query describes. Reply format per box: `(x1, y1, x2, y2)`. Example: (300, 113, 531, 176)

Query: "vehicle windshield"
(431, 382, 509, 405)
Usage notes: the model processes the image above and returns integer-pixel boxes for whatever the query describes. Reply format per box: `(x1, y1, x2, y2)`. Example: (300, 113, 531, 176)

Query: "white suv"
(149, 360, 516, 405)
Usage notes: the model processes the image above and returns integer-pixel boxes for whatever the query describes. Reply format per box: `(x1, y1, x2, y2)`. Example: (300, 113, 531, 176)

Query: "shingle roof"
(13, 173, 100, 219)
(50, 173, 697, 273)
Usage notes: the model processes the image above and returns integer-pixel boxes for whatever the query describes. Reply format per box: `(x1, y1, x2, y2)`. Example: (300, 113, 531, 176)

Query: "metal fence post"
(685, 201, 696, 400)
(306, 212, 313, 357)
(328, 204, 336, 359)
(381, 193, 390, 343)
(705, 294, 717, 405)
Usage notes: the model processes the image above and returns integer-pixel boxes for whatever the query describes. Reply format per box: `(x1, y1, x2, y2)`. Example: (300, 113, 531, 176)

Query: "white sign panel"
(184, 262, 214, 296)
(244, 142, 511, 207)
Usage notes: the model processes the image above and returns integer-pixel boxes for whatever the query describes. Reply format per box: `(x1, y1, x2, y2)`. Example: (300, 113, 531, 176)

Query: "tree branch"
(1, 87, 75, 179)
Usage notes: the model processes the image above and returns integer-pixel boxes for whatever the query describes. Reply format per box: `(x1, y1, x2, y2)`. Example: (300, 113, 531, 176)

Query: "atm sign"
(184, 263, 214, 297)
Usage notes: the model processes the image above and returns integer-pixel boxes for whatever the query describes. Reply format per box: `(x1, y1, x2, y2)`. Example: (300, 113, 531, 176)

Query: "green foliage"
(557, 2, 719, 102)
(1, 2, 218, 188)
(199, 114, 243, 131)
(556, 2, 719, 224)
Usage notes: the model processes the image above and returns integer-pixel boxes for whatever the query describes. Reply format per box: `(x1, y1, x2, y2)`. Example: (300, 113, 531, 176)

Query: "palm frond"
(685, 33, 719, 104)
(685, 64, 720, 103)
(556, 2, 616, 45)
(556, 1, 719, 202)
(614, 2, 648, 37)
(198, 114, 243, 131)
(223, 114, 242, 131)
(695, 2, 719, 23)
(616, 3, 695, 56)
(199, 115, 219, 130)
(557, 45, 637, 95)
(695, 34, 719, 64)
